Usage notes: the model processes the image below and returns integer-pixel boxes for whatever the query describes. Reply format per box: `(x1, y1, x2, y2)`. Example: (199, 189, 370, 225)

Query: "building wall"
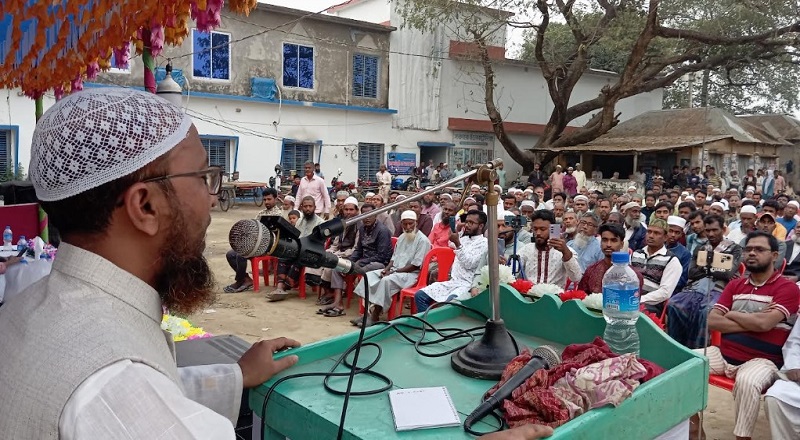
(93, 7, 392, 109)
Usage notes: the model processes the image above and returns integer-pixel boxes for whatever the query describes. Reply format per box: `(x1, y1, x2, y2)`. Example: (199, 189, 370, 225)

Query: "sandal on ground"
(316, 306, 336, 315)
(266, 290, 289, 302)
(223, 284, 238, 293)
(354, 316, 376, 327)
(235, 283, 253, 292)
(349, 315, 364, 326)
(315, 296, 335, 306)
(322, 308, 346, 317)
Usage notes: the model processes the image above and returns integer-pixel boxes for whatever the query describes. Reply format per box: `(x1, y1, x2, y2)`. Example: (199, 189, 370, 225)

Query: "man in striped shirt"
(630, 217, 682, 316)
(703, 231, 799, 440)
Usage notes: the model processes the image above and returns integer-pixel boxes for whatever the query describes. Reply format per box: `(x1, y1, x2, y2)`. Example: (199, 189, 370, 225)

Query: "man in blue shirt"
(567, 212, 604, 271)
(777, 200, 798, 234)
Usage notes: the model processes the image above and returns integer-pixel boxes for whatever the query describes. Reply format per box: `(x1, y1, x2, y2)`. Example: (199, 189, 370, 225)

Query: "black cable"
(258, 289, 519, 438)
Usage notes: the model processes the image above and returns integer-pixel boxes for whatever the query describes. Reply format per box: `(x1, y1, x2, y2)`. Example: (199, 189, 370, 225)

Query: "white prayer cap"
(365, 192, 376, 198)
(681, 191, 689, 196)
(667, 216, 686, 229)
(520, 200, 536, 209)
(523, 188, 534, 193)
(740, 205, 758, 215)
(400, 210, 417, 221)
(712, 188, 721, 193)
(440, 193, 453, 199)
(573, 195, 589, 202)
(789, 200, 800, 209)
(344, 196, 359, 207)
(745, 186, 755, 193)
(494, 184, 502, 191)
(30, 88, 192, 201)
(464, 197, 476, 203)
(471, 184, 480, 189)
(710, 201, 725, 210)
(627, 185, 637, 191)
(685, 195, 696, 201)
(720, 199, 730, 211)
(395, 194, 407, 201)
(508, 188, 518, 194)
(622, 202, 640, 212)
(284, 195, 295, 202)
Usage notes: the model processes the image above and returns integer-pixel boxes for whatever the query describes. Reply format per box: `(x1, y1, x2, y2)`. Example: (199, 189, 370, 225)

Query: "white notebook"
(388, 386, 461, 431)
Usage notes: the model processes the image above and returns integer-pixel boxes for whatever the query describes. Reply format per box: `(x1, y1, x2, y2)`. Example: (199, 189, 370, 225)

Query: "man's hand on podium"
(479, 424, 554, 440)
(238, 337, 301, 388)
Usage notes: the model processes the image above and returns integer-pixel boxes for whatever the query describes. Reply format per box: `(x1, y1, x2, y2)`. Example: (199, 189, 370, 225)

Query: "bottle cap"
(611, 251, 630, 264)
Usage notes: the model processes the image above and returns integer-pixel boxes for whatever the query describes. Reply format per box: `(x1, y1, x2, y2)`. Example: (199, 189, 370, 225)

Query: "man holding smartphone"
(518, 210, 582, 287)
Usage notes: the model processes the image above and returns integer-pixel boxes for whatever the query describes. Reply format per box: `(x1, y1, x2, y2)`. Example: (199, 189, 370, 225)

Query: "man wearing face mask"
(0, 89, 301, 439)
(352, 211, 431, 327)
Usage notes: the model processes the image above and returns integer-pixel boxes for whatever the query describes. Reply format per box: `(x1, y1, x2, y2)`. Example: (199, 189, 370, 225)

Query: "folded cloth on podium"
(487, 337, 666, 428)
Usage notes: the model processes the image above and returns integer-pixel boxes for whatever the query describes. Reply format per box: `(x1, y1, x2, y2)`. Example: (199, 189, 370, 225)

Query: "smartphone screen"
(497, 238, 505, 259)
(449, 216, 457, 233)
(549, 224, 561, 239)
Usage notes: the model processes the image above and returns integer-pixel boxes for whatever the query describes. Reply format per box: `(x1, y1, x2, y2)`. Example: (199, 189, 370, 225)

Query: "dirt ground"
(190, 204, 771, 440)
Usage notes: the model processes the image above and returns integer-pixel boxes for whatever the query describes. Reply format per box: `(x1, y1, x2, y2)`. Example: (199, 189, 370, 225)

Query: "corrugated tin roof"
(552, 107, 789, 153)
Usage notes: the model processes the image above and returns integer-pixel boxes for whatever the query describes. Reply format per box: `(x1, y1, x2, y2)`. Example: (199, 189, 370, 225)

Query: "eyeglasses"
(579, 220, 597, 227)
(142, 166, 223, 195)
(743, 246, 772, 254)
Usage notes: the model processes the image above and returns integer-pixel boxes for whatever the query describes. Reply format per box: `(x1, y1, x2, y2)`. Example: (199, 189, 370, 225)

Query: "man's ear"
(122, 182, 164, 237)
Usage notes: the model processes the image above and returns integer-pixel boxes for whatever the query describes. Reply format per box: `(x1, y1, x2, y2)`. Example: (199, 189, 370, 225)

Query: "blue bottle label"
(602, 286, 640, 312)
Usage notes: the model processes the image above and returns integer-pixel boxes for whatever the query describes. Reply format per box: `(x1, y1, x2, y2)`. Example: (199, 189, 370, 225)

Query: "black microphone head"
(531, 345, 561, 368)
(229, 219, 273, 258)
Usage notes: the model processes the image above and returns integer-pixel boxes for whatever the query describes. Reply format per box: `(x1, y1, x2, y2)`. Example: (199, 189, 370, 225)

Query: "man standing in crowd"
(294, 160, 330, 219)
(573, 163, 587, 189)
(528, 163, 546, 188)
(550, 165, 565, 194)
(376, 164, 392, 202)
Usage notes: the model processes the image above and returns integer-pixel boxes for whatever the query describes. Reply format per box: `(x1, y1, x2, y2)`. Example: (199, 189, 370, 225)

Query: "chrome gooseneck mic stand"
(313, 159, 517, 380)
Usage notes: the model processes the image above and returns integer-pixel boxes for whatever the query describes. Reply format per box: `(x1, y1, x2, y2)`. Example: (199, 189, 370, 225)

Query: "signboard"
(451, 131, 495, 166)
(387, 152, 417, 175)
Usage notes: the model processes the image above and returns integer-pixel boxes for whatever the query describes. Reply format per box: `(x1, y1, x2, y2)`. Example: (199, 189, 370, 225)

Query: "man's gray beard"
(625, 217, 641, 229)
(403, 230, 417, 241)
(565, 226, 577, 235)
(573, 233, 590, 249)
(555, 217, 563, 223)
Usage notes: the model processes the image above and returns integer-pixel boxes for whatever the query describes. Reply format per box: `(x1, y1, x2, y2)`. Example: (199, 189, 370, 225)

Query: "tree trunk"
(700, 69, 710, 107)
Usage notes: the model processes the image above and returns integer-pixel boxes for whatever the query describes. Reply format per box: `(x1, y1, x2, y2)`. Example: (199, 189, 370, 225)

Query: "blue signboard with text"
(387, 152, 416, 175)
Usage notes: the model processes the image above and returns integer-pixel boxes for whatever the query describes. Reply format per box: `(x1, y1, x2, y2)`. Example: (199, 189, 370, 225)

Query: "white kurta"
(422, 234, 488, 302)
(60, 360, 242, 439)
(766, 320, 800, 408)
(355, 232, 431, 308)
(518, 243, 583, 287)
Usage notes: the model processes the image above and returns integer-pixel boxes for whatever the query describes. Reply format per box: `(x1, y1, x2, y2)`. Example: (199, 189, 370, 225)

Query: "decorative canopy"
(0, 0, 256, 98)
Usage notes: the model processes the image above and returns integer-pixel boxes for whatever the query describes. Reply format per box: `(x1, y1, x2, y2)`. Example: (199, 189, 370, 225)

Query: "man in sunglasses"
(0, 89, 300, 438)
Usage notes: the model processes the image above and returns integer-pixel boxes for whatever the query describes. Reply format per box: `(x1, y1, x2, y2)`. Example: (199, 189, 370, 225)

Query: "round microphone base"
(451, 319, 519, 380)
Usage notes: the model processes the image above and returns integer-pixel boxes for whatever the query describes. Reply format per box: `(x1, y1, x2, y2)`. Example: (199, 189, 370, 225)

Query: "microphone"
(464, 345, 561, 428)
(229, 218, 360, 275)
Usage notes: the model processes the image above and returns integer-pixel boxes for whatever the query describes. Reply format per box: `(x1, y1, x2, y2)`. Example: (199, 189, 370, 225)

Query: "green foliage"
(0, 163, 25, 182)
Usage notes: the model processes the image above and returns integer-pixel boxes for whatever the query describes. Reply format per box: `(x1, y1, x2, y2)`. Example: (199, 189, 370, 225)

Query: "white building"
(1, 1, 662, 187)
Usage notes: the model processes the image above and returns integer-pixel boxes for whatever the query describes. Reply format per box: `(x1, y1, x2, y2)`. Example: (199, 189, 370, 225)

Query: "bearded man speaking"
(0, 89, 300, 438)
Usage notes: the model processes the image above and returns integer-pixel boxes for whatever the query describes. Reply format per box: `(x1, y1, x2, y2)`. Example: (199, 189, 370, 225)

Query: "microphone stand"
(314, 159, 518, 380)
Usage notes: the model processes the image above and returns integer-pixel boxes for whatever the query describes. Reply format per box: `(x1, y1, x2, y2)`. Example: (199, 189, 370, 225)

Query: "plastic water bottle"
(3, 226, 12, 251)
(17, 235, 27, 250)
(602, 251, 641, 356)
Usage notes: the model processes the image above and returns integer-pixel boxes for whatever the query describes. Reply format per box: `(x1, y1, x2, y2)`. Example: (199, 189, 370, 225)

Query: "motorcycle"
(329, 168, 344, 200)
(393, 175, 420, 191)
(268, 164, 282, 189)
(508, 171, 526, 190)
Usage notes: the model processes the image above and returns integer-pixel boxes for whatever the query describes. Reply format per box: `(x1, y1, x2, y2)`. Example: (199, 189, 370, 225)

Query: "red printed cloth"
(485, 338, 666, 428)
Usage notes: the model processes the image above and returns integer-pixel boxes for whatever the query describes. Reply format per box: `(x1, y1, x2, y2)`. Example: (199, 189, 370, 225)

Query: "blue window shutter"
(0, 131, 8, 173)
(201, 138, 230, 174)
(352, 54, 364, 97)
(283, 43, 299, 87)
(352, 54, 378, 98)
(281, 141, 313, 178)
(358, 143, 383, 180)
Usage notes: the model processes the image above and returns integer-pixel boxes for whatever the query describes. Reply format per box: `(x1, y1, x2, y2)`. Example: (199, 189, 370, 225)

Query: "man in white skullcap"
(572, 194, 589, 215)
(281, 194, 296, 219)
(0, 88, 299, 438)
(351, 210, 432, 327)
(317, 197, 361, 307)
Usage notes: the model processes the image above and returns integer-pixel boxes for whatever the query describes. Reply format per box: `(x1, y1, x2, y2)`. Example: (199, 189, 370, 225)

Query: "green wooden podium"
(250, 286, 708, 439)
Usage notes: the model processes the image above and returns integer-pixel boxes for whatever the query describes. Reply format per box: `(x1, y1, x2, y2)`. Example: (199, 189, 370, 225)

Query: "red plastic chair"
(250, 256, 279, 292)
(391, 247, 456, 318)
